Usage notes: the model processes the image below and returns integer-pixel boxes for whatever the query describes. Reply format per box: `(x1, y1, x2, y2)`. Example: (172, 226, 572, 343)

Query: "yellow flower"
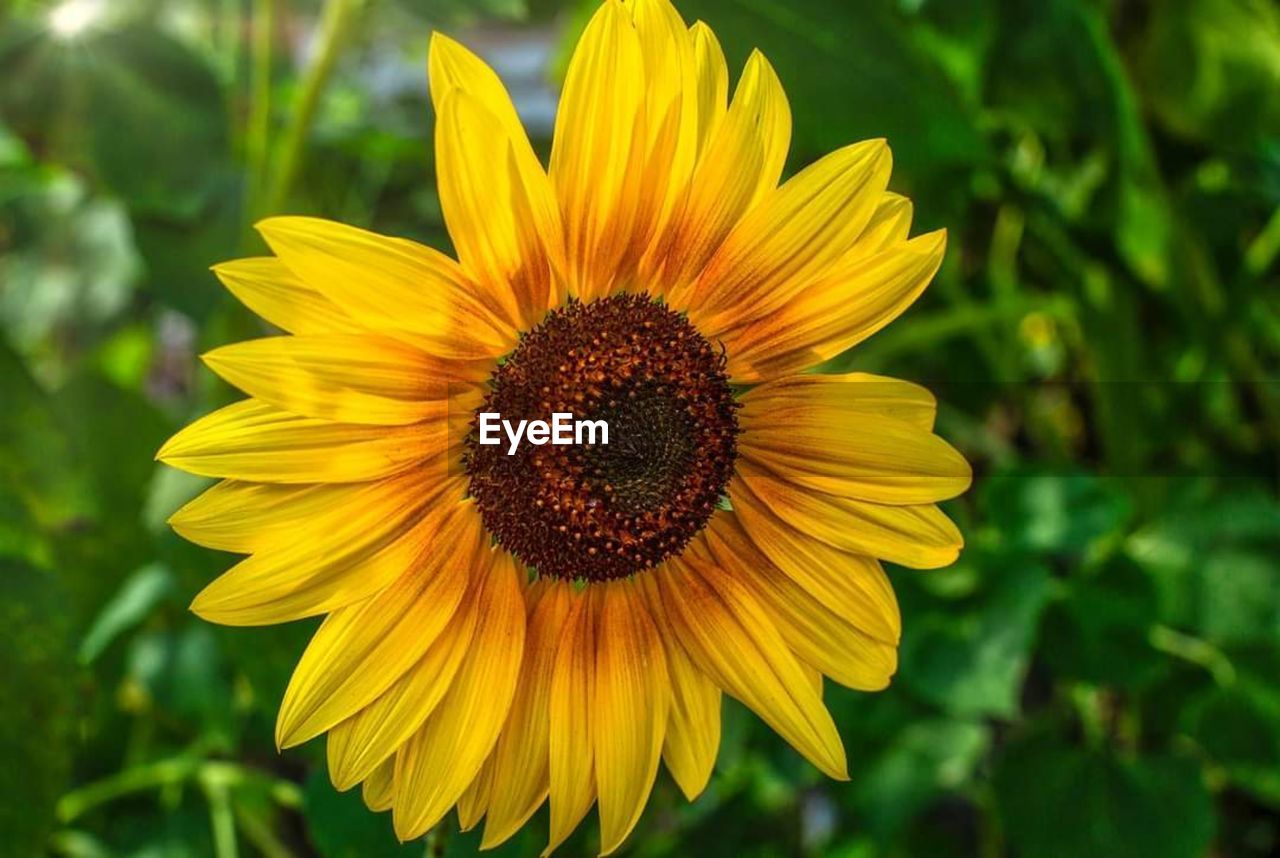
(158, 0, 971, 853)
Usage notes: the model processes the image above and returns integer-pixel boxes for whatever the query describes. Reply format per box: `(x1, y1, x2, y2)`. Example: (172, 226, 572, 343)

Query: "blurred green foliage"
(1, 0, 1278, 856)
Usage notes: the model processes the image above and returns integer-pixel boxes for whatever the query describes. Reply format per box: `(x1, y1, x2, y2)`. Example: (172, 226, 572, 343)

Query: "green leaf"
(79, 562, 174, 664)
(142, 468, 211, 535)
(1040, 556, 1168, 689)
(994, 735, 1214, 858)
(1189, 689, 1280, 799)
(0, 558, 76, 858)
(0, 22, 229, 218)
(0, 341, 93, 527)
(900, 557, 1051, 717)
(675, 0, 988, 184)
(854, 718, 989, 837)
(1197, 550, 1280, 646)
(0, 482, 43, 565)
(51, 371, 170, 513)
(89, 25, 230, 216)
(124, 624, 233, 733)
(303, 772, 420, 858)
(130, 183, 240, 322)
(0, 168, 142, 364)
(24, 370, 174, 627)
(1130, 488, 1280, 642)
(981, 468, 1131, 556)
(0, 121, 30, 167)
(1184, 646, 1280, 806)
(987, 0, 1174, 286)
(1134, 0, 1280, 147)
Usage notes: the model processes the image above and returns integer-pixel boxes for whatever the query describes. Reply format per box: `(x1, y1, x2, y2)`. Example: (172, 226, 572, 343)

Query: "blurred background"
(1, 0, 1279, 855)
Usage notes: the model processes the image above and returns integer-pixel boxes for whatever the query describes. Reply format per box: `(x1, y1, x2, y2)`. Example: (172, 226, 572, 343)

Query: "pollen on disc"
(464, 295, 740, 582)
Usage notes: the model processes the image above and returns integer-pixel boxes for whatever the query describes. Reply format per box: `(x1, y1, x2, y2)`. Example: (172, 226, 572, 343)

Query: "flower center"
(465, 295, 739, 582)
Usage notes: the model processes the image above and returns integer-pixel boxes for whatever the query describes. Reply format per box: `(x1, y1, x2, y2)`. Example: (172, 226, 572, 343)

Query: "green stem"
(1069, 685, 1106, 749)
(234, 804, 295, 858)
(1150, 624, 1236, 687)
(853, 293, 1074, 370)
(56, 756, 301, 824)
(234, 803, 298, 858)
(218, 0, 243, 140)
(57, 756, 203, 823)
(1025, 211, 1148, 480)
(1245, 204, 1280, 277)
(933, 259, 1014, 384)
(48, 830, 112, 858)
(201, 768, 240, 858)
(974, 783, 1004, 858)
(245, 0, 276, 230)
(424, 824, 448, 858)
(1225, 327, 1280, 448)
(989, 204, 1025, 286)
(266, 0, 366, 214)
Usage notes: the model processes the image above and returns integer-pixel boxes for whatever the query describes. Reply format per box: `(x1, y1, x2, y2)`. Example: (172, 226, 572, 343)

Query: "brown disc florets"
(464, 294, 739, 582)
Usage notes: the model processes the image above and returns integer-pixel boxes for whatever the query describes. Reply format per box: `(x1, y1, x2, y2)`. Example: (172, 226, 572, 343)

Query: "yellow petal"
(739, 386, 971, 505)
(456, 759, 494, 832)
(212, 257, 360, 335)
(728, 477, 900, 643)
(741, 372, 937, 431)
(702, 514, 897, 690)
(157, 399, 442, 484)
(433, 89, 561, 330)
(428, 32, 524, 142)
(168, 479, 320, 553)
(622, 0, 700, 277)
(429, 38, 565, 328)
(802, 663, 824, 697)
(202, 334, 450, 426)
(724, 230, 946, 382)
(688, 139, 892, 336)
(362, 756, 396, 812)
(274, 501, 481, 748)
(642, 584, 720, 801)
(659, 50, 790, 302)
(190, 473, 463, 626)
(855, 192, 915, 254)
(594, 580, 669, 855)
(689, 21, 728, 159)
(326, 575, 481, 790)
(169, 464, 468, 557)
(732, 461, 963, 569)
(256, 216, 514, 360)
(545, 588, 598, 855)
(481, 580, 574, 850)
(648, 557, 847, 779)
(392, 550, 527, 840)
(550, 0, 646, 299)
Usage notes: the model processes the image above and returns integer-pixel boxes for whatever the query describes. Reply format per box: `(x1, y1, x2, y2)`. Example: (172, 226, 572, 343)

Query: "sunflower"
(157, 0, 971, 852)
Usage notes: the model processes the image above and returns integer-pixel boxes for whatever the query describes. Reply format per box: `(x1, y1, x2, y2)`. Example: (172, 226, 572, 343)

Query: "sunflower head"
(158, 0, 971, 853)
(465, 294, 739, 582)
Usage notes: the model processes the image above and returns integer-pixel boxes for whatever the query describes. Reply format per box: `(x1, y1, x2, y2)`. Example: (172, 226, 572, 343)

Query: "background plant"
(1, 0, 1278, 856)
